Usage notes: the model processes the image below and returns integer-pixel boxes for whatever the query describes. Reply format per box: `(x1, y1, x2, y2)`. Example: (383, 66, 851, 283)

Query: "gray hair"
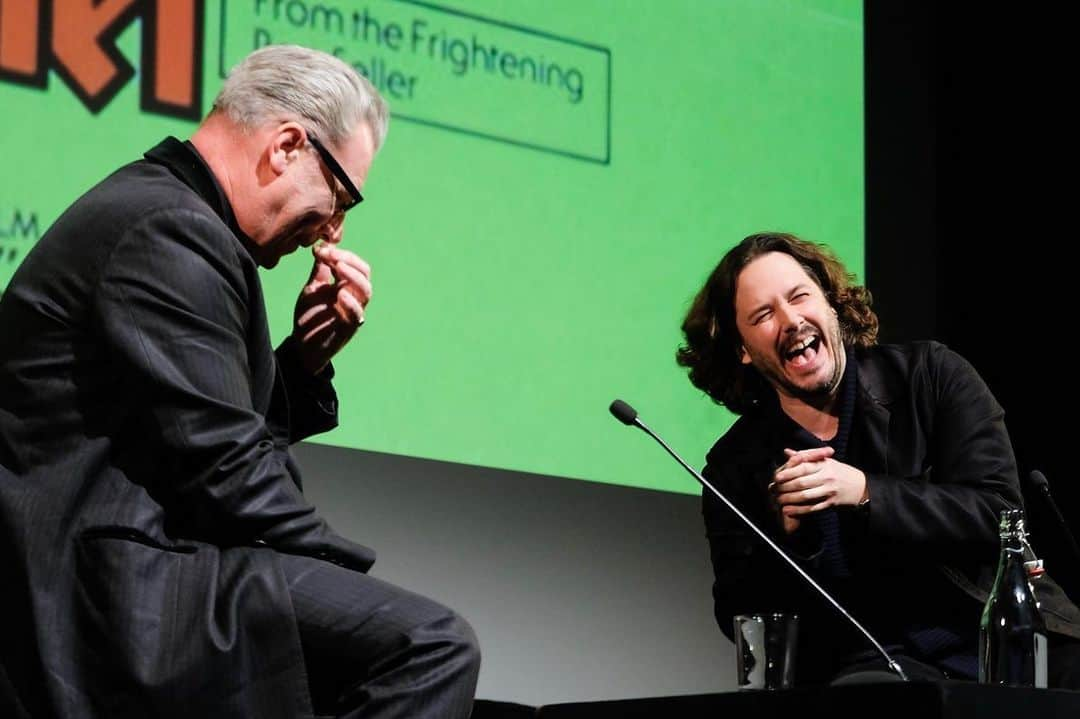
(213, 44, 389, 151)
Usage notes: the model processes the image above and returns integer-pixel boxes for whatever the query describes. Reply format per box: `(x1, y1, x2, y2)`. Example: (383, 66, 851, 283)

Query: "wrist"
(279, 335, 335, 380)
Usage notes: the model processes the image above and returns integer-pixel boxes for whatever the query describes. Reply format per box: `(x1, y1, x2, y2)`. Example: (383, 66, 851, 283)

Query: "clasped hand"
(771, 446, 868, 534)
(292, 242, 372, 374)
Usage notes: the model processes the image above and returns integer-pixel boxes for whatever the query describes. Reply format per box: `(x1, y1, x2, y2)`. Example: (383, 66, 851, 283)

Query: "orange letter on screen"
(0, 0, 40, 77)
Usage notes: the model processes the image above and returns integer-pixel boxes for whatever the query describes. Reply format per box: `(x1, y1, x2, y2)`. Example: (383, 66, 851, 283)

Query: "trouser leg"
(278, 554, 481, 719)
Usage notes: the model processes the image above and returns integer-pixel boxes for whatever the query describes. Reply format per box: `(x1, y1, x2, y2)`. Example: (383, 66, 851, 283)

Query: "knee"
(438, 610, 481, 677)
(378, 603, 481, 701)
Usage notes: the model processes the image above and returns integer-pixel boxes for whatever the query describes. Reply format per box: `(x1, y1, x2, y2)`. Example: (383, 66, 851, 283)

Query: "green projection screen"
(0, 0, 864, 493)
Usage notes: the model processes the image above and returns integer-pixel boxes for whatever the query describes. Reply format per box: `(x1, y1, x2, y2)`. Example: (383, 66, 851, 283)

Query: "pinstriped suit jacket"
(0, 138, 374, 718)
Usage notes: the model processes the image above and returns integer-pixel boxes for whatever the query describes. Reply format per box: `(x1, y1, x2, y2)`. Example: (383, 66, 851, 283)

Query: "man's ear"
(739, 345, 752, 365)
(268, 124, 305, 176)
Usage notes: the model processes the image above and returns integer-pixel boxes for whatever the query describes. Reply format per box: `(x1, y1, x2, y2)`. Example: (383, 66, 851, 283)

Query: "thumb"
(783, 446, 835, 465)
(305, 252, 334, 288)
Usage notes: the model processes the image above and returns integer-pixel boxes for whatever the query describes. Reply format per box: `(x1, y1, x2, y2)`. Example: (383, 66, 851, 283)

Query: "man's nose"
(321, 216, 345, 245)
(777, 303, 803, 330)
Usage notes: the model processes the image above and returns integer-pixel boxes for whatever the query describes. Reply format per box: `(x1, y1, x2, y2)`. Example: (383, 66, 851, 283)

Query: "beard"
(745, 317, 846, 404)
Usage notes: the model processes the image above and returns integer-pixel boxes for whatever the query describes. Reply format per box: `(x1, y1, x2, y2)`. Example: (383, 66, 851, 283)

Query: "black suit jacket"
(0, 138, 374, 718)
(702, 341, 1080, 682)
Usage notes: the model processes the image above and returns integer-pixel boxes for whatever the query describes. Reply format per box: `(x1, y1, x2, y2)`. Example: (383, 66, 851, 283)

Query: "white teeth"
(782, 336, 821, 361)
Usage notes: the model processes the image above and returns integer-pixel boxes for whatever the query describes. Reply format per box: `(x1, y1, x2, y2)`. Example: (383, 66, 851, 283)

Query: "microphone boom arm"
(617, 403, 908, 682)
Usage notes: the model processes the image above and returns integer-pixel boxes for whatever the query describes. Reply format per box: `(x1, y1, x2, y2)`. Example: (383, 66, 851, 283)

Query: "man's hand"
(770, 447, 868, 533)
(292, 242, 372, 374)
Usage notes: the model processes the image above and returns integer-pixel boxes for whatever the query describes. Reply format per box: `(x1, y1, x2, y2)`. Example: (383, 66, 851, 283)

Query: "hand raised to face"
(291, 241, 372, 374)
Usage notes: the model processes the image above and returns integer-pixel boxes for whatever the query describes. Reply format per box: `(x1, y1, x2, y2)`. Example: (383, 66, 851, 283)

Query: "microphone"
(609, 399, 638, 426)
(1028, 470, 1080, 571)
(608, 398, 909, 682)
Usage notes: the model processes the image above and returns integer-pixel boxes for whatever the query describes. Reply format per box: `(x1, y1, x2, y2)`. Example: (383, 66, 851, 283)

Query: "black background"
(866, 2, 1078, 590)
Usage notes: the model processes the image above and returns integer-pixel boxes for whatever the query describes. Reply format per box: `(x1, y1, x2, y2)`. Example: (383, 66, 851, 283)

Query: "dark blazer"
(0, 138, 374, 718)
(703, 341, 1080, 682)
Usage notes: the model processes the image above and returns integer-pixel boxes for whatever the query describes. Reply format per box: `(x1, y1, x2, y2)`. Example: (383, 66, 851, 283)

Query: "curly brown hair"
(676, 232, 878, 414)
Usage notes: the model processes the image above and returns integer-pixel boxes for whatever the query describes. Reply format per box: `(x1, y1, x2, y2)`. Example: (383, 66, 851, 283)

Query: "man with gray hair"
(0, 45, 480, 718)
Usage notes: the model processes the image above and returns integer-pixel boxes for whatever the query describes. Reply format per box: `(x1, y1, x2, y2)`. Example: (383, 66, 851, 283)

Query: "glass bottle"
(978, 508, 1048, 687)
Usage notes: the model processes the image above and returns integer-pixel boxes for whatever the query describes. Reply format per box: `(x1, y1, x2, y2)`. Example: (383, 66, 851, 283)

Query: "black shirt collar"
(142, 136, 256, 253)
(773, 345, 859, 460)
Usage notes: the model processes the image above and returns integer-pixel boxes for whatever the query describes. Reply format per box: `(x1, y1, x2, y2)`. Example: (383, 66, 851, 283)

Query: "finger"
(307, 249, 335, 286)
(782, 447, 835, 466)
(785, 446, 834, 459)
(334, 265, 373, 304)
(783, 499, 834, 516)
(299, 291, 365, 331)
(303, 266, 334, 298)
(301, 304, 357, 349)
(303, 322, 340, 353)
(336, 286, 366, 325)
(306, 314, 357, 353)
(772, 476, 812, 495)
(329, 254, 372, 283)
(300, 282, 339, 301)
(315, 244, 371, 279)
(776, 484, 834, 506)
(296, 292, 338, 329)
(295, 289, 338, 327)
(774, 461, 823, 484)
(775, 448, 830, 474)
(298, 312, 337, 344)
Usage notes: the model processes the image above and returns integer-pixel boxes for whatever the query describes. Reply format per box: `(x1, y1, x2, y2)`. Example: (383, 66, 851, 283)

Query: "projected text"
(221, 0, 611, 162)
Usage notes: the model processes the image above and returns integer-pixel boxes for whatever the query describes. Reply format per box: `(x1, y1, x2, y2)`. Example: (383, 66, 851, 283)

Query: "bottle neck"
(993, 542, 1037, 604)
(995, 510, 1040, 581)
(1000, 532, 1025, 551)
(999, 543, 1025, 567)
(999, 518, 1034, 560)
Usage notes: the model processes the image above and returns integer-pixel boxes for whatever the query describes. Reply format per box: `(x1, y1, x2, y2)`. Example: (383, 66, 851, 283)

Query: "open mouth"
(782, 334, 821, 369)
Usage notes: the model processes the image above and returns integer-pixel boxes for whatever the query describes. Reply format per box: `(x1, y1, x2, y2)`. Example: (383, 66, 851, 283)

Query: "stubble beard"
(753, 320, 847, 404)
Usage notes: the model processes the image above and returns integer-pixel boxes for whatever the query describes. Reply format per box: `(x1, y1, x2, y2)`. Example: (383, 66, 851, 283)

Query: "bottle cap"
(999, 508, 1026, 537)
(1024, 559, 1045, 578)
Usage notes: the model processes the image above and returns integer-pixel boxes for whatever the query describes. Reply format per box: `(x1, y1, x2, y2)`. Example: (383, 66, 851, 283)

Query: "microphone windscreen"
(609, 399, 638, 425)
(1029, 470, 1050, 493)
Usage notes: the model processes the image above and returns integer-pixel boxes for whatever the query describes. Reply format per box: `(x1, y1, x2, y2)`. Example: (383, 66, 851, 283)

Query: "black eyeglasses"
(306, 132, 363, 212)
